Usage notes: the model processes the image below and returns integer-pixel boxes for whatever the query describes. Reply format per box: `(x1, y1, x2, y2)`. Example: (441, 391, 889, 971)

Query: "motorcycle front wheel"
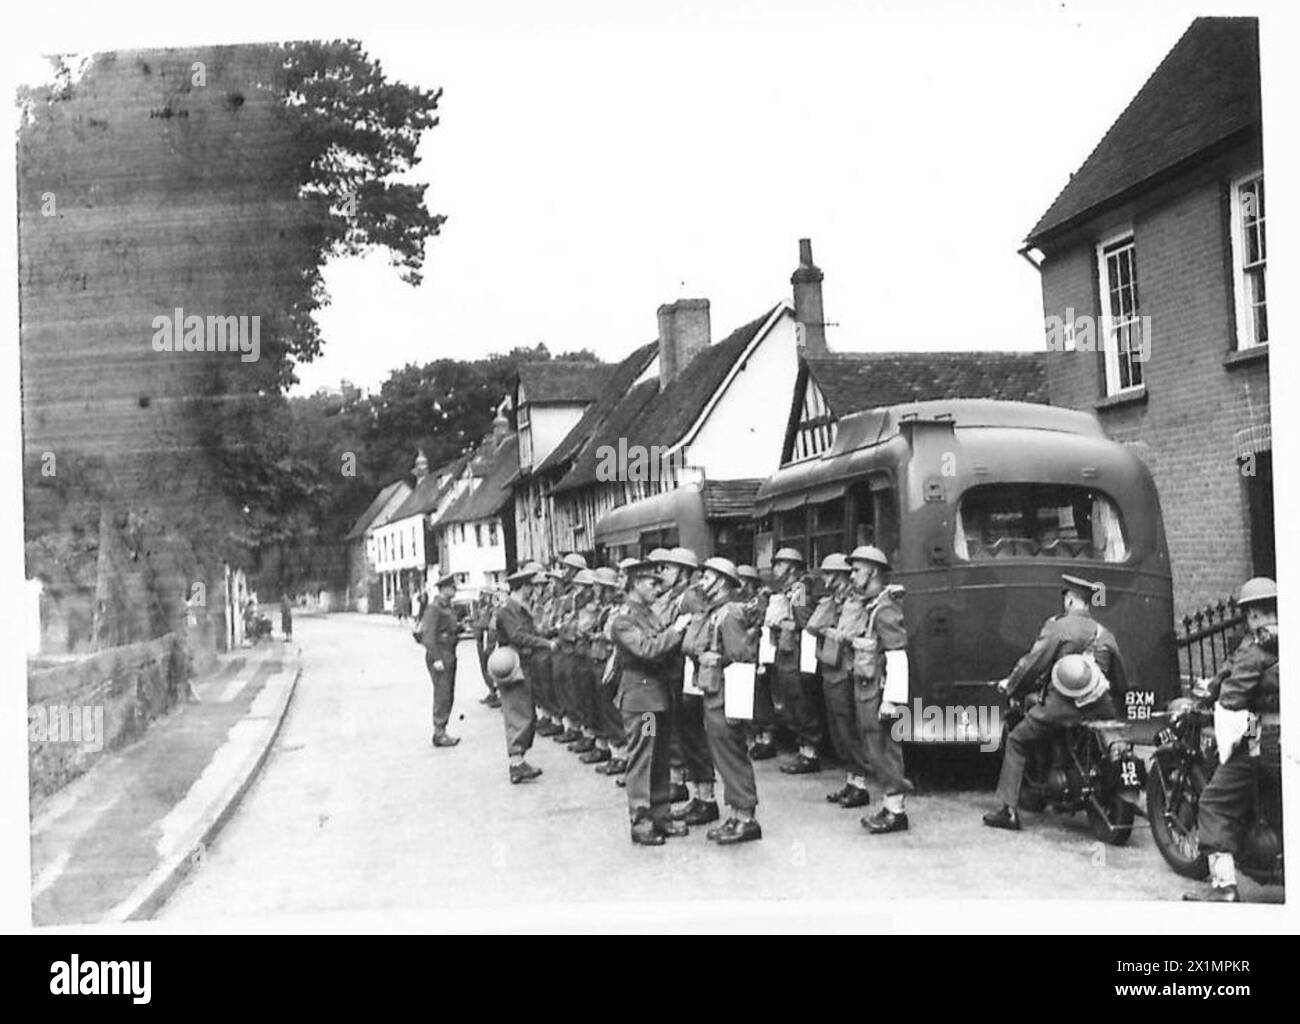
(1146, 752, 1208, 879)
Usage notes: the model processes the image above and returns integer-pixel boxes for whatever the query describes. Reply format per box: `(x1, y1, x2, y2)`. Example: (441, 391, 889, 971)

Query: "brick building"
(1021, 16, 1271, 618)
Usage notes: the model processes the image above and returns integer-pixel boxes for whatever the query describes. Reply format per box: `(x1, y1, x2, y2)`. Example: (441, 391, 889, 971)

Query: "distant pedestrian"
(280, 592, 293, 642)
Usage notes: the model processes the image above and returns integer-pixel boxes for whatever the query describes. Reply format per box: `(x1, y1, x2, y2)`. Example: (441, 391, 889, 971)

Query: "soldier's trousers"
(499, 673, 536, 757)
(855, 679, 914, 797)
(994, 690, 1117, 807)
(532, 651, 556, 715)
(774, 661, 825, 751)
(823, 671, 870, 776)
(570, 657, 597, 728)
(623, 709, 671, 826)
(670, 691, 716, 783)
(425, 651, 456, 732)
(703, 694, 758, 813)
(750, 666, 778, 731)
(1198, 751, 1258, 856)
(590, 660, 624, 743)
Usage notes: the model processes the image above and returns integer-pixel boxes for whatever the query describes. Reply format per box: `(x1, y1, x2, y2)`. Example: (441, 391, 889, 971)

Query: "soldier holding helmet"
(983, 573, 1126, 832)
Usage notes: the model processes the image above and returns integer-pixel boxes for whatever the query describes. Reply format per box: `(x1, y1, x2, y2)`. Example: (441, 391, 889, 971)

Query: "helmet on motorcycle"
(1050, 653, 1102, 700)
(819, 553, 851, 574)
(848, 545, 890, 570)
(1236, 577, 1278, 609)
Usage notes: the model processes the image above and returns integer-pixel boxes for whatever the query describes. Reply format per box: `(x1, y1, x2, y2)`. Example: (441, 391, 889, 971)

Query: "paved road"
(160, 614, 1274, 924)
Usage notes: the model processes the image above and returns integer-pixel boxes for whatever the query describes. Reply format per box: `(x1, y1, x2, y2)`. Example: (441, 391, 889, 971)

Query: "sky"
(4, 0, 1279, 396)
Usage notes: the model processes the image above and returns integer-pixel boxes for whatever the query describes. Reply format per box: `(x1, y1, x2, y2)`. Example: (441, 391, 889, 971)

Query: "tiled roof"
(557, 305, 782, 492)
(533, 341, 659, 476)
(390, 454, 470, 521)
(344, 480, 408, 541)
(805, 351, 1049, 417)
(516, 361, 616, 404)
(1026, 17, 1260, 246)
(440, 434, 520, 525)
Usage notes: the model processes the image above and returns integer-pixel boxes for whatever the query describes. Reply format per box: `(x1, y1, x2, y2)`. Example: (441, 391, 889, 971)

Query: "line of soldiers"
(477, 543, 914, 845)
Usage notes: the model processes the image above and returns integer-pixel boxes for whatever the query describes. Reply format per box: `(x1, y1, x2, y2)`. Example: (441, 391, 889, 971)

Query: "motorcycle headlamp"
(1166, 696, 1195, 723)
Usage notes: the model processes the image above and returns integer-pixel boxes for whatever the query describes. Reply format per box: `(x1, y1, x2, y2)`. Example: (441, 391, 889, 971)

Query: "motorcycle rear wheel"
(1146, 754, 1208, 879)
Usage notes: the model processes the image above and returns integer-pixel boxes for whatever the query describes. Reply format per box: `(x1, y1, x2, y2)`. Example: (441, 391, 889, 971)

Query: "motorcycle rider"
(983, 574, 1128, 831)
(1184, 576, 1280, 903)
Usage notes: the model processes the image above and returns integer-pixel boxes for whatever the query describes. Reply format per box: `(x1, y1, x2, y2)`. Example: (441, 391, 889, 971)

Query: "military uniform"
(656, 580, 715, 791)
(415, 591, 460, 738)
(1198, 628, 1280, 856)
(553, 583, 588, 741)
(495, 594, 552, 758)
(851, 585, 913, 805)
(771, 571, 826, 765)
(611, 589, 688, 831)
(804, 581, 873, 793)
(530, 583, 561, 732)
(994, 608, 1124, 809)
(684, 595, 760, 818)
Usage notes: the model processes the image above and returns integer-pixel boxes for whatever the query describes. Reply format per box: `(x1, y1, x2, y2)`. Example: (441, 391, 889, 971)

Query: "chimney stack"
(791, 238, 828, 355)
(657, 298, 711, 389)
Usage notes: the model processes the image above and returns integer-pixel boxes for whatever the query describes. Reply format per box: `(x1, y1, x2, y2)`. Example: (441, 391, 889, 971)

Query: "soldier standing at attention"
(653, 547, 719, 826)
(845, 546, 913, 834)
(769, 548, 824, 775)
(551, 555, 588, 746)
(564, 567, 600, 755)
(611, 560, 694, 846)
(496, 568, 559, 784)
(577, 567, 621, 767)
(737, 565, 777, 761)
(1185, 577, 1280, 902)
(804, 553, 873, 809)
(414, 572, 462, 748)
(983, 574, 1126, 832)
(685, 557, 764, 844)
(530, 565, 563, 738)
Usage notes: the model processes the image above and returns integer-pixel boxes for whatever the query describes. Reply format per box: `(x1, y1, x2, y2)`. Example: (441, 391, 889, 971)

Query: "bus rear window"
(955, 484, 1129, 562)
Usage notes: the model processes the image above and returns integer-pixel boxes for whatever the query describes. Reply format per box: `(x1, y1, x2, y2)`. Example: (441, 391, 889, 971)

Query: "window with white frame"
(1096, 233, 1144, 395)
(1230, 172, 1267, 349)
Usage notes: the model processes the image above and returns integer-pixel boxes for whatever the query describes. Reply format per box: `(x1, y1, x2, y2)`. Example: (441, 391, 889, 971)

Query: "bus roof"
(756, 399, 1119, 513)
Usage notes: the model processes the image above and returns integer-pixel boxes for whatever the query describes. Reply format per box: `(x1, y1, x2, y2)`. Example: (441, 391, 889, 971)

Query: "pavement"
(28, 636, 302, 926)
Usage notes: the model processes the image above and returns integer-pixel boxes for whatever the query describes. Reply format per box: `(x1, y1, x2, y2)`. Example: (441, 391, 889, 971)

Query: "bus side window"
(850, 480, 899, 564)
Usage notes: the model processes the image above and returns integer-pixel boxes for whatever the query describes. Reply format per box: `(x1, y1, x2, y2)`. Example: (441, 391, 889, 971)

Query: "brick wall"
(28, 633, 188, 802)
(1039, 150, 1271, 618)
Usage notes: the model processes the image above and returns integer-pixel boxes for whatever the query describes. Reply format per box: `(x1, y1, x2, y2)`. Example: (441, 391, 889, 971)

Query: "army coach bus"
(751, 398, 1178, 747)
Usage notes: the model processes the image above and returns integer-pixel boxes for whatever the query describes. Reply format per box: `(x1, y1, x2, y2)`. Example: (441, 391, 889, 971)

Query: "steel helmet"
(773, 547, 806, 565)
(1237, 577, 1278, 608)
(506, 568, 541, 588)
(561, 552, 588, 571)
(701, 556, 742, 587)
(592, 567, 620, 588)
(736, 564, 760, 583)
(848, 545, 890, 570)
(1050, 653, 1101, 700)
(663, 547, 698, 570)
(646, 548, 672, 564)
(820, 553, 851, 573)
(616, 557, 641, 572)
(523, 561, 545, 575)
(487, 645, 521, 681)
(573, 568, 596, 586)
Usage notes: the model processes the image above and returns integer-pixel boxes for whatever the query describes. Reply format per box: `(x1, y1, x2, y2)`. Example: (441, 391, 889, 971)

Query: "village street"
(155, 613, 1247, 926)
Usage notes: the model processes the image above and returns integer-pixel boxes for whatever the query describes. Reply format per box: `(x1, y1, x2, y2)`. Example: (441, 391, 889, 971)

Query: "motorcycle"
(1146, 696, 1284, 885)
(1003, 692, 1145, 845)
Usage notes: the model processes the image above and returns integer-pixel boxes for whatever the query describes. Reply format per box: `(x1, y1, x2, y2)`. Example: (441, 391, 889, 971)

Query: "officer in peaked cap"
(610, 559, 694, 845)
(983, 573, 1127, 832)
(414, 571, 462, 748)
